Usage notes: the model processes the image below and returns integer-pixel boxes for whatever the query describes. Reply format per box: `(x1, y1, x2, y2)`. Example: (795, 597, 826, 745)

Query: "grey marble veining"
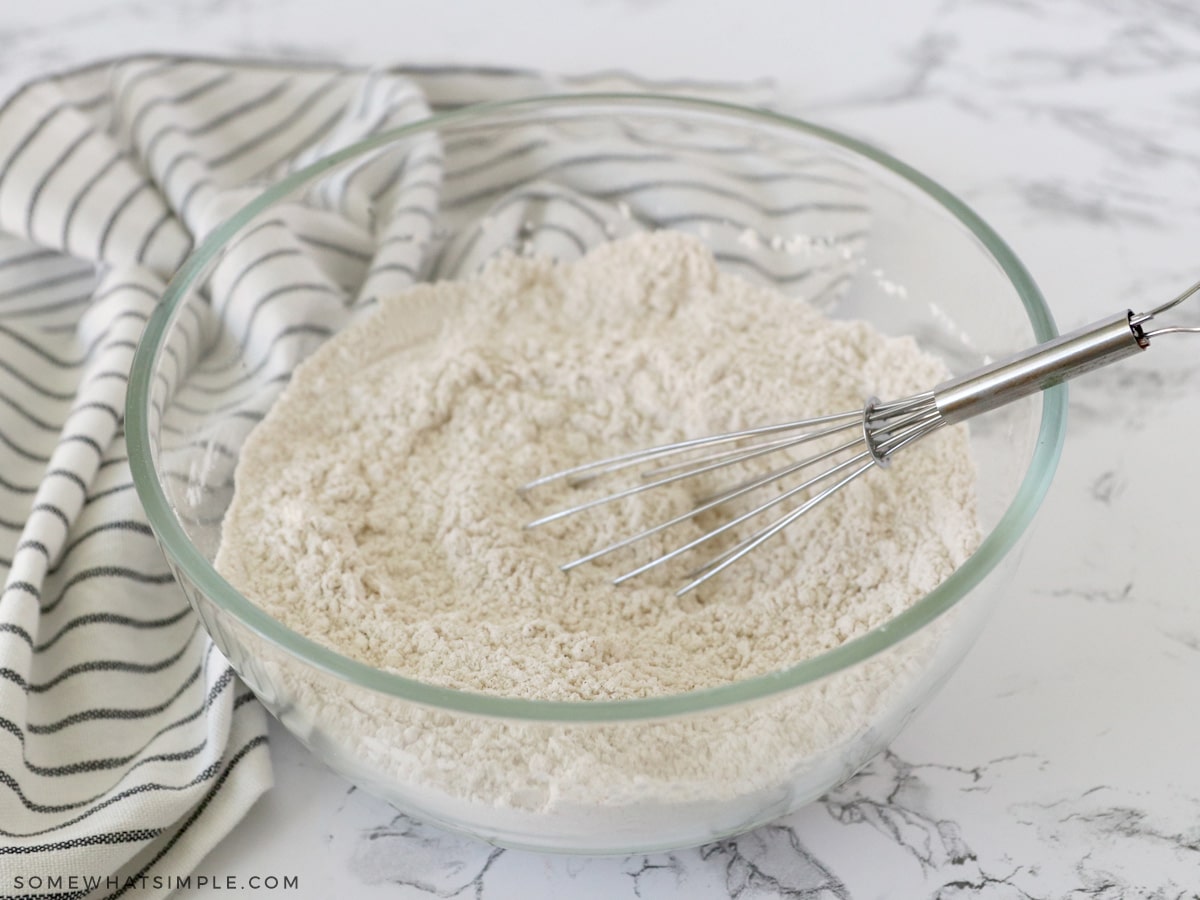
(5, 0, 1200, 897)
(296, 743, 1199, 898)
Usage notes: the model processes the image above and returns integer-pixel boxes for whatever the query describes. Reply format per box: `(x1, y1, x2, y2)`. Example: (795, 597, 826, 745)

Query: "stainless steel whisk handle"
(932, 311, 1146, 425)
(932, 277, 1200, 426)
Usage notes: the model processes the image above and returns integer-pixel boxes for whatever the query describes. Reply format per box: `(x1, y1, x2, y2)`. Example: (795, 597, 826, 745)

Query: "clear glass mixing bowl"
(127, 94, 1066, 854)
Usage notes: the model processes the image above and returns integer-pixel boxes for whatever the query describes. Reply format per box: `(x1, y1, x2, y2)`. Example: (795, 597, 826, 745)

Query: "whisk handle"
(933, 310, 1147, 425)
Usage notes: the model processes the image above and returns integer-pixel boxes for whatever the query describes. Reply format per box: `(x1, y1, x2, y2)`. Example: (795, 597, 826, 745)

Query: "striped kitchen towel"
(0, 55, 867, 898)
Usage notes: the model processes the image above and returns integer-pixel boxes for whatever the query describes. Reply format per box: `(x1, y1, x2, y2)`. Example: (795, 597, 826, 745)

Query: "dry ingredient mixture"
(216, 231, 980, 702)
(214, 231, 983, 840)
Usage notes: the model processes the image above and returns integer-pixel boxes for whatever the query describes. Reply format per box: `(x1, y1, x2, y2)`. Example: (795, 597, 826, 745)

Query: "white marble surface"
(7, 0, 1200, 896)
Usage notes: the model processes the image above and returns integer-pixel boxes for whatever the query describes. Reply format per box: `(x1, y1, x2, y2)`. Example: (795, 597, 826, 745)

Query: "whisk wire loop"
(610, 448, 875, 587)
(561, 435, 864, 572)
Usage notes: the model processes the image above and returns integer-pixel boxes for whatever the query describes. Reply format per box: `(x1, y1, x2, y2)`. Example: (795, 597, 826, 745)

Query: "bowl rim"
(127, 92, 1067, 722)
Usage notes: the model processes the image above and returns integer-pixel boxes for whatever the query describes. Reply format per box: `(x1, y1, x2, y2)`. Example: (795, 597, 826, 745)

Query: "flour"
(217, 231, 978, 698)
(214, 231, 981, 846)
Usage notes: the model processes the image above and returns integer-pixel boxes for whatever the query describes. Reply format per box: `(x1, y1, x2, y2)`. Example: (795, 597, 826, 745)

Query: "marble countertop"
(6, 0, 1200, 896)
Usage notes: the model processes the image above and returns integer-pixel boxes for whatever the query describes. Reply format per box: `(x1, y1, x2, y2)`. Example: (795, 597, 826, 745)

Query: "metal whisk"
(521, 280, 1200, 596)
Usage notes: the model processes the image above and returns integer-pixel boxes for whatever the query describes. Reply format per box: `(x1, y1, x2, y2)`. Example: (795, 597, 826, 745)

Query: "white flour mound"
(215, 231, 980, 702)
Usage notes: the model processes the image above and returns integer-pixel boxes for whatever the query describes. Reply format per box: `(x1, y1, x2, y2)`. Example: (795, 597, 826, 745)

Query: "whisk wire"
(561, 434, 863, 572)
(527, 392, 946, 595)
(639, 420, 859, 480)
(676, 459, 877, 596)
(608, 447, 875, 585)
(518, 411, 862, 494)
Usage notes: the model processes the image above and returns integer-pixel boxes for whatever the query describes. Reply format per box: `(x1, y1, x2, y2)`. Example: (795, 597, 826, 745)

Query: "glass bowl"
(127, 94, 1066, 854)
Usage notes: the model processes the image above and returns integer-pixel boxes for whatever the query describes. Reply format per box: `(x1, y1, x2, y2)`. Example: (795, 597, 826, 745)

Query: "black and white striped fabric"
(0, 56, 867, 897)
